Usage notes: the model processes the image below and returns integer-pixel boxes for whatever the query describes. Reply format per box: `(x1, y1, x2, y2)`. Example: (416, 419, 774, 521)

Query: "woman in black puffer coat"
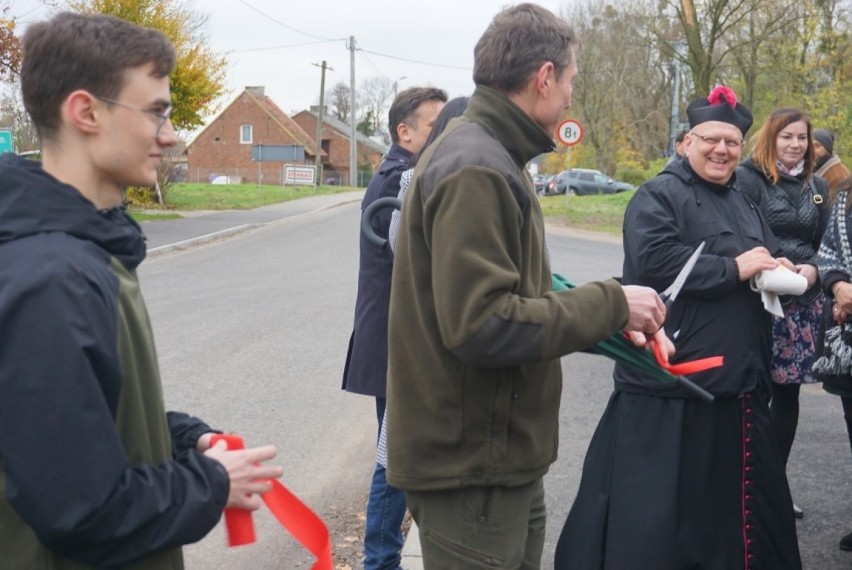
(736, 108, 830, 520)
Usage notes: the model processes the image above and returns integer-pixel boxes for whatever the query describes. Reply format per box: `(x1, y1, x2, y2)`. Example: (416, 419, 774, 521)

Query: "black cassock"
(555, 159, 801, 570)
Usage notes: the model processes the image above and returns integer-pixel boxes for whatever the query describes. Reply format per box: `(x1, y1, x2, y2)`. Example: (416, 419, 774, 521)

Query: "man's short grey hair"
(473, 3, 577, 95)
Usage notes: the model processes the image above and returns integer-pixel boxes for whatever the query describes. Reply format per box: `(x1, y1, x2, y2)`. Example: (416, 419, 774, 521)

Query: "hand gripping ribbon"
(210, 434, 333, 570)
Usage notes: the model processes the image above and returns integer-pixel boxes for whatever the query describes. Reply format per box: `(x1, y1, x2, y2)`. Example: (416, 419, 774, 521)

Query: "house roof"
(298, 110, 387, 155)
(186, 87, 323, 158)
(247, 90, 322, 156)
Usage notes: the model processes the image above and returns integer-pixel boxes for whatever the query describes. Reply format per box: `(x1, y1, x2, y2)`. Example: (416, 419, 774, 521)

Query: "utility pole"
(312, 60, 329, 188)
(668, 41, 686, 156)
(349, 36, 357, 187)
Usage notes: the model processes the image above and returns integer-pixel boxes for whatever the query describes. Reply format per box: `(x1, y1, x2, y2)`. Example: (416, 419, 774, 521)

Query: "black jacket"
(0, 154, 228, 569)
(342, 144, 413, 398)
(616, 158, 779, 398)
(736, 158, 829, 303)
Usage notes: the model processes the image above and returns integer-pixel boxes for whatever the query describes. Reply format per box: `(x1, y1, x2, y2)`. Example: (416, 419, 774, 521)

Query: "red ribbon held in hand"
(210, 434, 333, 570)
(651, 341, 724, 376)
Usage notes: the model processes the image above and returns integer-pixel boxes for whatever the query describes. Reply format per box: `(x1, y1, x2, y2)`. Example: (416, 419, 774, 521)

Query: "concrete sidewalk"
(139, 190, 364, 255)
(402, 521, 423, 569)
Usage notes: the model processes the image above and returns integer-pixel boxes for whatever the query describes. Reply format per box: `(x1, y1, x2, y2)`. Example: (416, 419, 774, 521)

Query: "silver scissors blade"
(660, 241, 705, 307)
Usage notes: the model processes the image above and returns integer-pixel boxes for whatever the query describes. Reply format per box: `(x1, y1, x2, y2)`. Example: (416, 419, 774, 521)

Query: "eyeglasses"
(690, 131, 744, 148)
(95, 96, 173, 135)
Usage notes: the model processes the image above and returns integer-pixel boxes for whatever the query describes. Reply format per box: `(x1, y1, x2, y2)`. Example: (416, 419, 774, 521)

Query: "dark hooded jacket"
(342, 144, 413, 398)
(0, 153, 228, 569)
(616, 157, 779, 398)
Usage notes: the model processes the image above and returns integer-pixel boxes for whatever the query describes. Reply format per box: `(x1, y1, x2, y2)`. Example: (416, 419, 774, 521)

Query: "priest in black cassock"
(555, 86, 802, 570)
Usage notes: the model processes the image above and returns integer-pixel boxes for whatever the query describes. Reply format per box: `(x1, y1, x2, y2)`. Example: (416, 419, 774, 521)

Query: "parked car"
(545, 168, 634, 196)
(533, 174, 549, 195)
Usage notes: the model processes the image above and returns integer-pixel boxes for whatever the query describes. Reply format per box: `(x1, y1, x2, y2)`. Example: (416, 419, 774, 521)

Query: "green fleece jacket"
(386, 85, 630, 491)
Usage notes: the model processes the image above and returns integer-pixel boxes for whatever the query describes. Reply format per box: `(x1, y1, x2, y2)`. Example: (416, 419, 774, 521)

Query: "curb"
(401, 521, 423, 569)
(147, 223, 262, 258)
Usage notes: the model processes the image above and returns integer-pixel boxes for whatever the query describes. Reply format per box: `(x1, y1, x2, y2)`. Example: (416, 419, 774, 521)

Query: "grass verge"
(539, 191, 633, 236)
(128, 212, 183, 222)
(158, 183, 357, 210)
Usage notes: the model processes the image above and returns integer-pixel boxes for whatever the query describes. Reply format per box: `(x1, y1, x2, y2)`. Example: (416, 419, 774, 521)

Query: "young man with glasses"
(0, 12, 282, 569)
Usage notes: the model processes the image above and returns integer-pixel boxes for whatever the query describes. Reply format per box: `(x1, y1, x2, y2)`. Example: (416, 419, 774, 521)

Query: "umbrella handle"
(675, 375, 715, 402)
(361, 196, 403, 248)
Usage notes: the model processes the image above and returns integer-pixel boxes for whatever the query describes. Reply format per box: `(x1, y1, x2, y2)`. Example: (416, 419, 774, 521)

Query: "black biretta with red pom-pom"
(686, 85, 753, 135)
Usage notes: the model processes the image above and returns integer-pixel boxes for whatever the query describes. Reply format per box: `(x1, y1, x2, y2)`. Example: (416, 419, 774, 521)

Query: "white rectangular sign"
(284, 165, 316, 186)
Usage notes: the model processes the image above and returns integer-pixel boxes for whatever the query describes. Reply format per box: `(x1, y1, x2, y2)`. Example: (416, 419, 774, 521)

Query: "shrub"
(615, 167, 646, 187)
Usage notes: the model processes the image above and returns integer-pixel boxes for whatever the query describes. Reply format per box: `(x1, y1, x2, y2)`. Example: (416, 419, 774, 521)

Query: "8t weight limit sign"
(556, 119, 583, 146)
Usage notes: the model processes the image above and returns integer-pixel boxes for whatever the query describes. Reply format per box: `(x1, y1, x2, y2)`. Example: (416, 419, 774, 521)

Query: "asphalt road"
(138, 197, 852, 569)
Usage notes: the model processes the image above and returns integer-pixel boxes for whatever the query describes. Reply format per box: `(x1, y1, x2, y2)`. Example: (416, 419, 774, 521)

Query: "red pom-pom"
(707, 85, 737, 108)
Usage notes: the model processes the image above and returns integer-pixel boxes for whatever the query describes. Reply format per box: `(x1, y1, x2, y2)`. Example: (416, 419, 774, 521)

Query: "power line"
(233, 1, 469, 88)
(357, 47, 471, 72)
(237, 0, 340, 42)
(234, 2, 470, 75)
(232, 39, 343, 54)
(357, 50, 389, 81)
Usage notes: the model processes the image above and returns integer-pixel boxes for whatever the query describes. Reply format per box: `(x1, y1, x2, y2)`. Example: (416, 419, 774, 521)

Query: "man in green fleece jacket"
(386, 4, 672, 568)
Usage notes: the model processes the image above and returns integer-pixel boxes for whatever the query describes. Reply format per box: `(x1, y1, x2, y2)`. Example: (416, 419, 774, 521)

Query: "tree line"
(543, 0, 851, 183)
(3, 0, 850, 187)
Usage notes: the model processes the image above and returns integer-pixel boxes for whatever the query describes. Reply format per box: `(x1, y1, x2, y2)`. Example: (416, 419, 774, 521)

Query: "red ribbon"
(652, 341, 724, 376)
(210, 434, 333, 570)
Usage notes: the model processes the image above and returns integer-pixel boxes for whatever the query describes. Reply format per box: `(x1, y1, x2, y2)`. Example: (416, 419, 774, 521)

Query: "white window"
(240, 124, 253, 144)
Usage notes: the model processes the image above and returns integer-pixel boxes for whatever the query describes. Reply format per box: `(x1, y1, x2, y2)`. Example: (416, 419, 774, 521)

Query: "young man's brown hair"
(21, 12, 175, 141)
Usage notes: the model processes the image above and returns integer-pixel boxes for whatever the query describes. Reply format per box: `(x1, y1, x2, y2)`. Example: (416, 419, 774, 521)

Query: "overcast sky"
(12, 0, 564, 128)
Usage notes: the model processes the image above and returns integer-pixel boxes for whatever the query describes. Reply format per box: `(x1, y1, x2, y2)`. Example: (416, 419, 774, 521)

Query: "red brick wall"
(292, 112, 383, 184)
(187, 91, 314, 184)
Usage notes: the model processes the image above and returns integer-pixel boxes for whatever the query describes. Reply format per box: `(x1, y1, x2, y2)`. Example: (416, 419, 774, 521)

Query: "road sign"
(284, 165, 316, 186)
(556, 119, 583, 146)
(0, 129, 13, 154)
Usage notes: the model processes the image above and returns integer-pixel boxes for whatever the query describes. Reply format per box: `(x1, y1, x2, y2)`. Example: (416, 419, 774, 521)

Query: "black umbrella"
(552, 274, 714, 402)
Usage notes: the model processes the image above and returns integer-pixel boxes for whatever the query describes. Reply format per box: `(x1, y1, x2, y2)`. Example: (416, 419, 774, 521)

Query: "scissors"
(659, 241, 705, 312)
(652, 241, 717, 402)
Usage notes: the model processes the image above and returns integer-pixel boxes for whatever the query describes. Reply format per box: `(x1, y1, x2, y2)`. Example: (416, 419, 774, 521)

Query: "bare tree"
(327, 81, 350, 122)
(358, 76, 395, 142)
(648, 0, 805, 100)
(564, 0, 671, 171)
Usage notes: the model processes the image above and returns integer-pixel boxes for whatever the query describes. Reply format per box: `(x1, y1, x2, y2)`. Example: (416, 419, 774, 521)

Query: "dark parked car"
(532, 174, 549, 195)
(545, 168, 634, 196)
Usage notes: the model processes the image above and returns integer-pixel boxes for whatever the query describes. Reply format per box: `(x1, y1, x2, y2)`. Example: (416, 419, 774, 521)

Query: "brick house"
(292, 108, 386, 186)
(186, 86, 320, 185)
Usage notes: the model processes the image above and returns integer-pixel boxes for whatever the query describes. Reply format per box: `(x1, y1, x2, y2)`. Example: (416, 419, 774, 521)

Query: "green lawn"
(128, 181, 632, 237)
(159, 183, 357, 210)
(128, 212, 183, 222)
(539, 191, 633, 235)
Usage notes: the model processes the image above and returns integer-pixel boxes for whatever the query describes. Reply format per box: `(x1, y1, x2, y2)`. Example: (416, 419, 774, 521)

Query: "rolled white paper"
(750, 266, 808, 295)
(749, 266, 809, 317)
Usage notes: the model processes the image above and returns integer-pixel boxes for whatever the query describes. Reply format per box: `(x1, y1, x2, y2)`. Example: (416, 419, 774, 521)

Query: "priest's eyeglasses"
(95, 96, 173, 135)
(690, 131, 744, 148)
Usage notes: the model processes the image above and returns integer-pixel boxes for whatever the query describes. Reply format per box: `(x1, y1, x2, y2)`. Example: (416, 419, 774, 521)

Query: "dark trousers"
(769, 382, 801, 467)
(406, 478, 546, 569)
